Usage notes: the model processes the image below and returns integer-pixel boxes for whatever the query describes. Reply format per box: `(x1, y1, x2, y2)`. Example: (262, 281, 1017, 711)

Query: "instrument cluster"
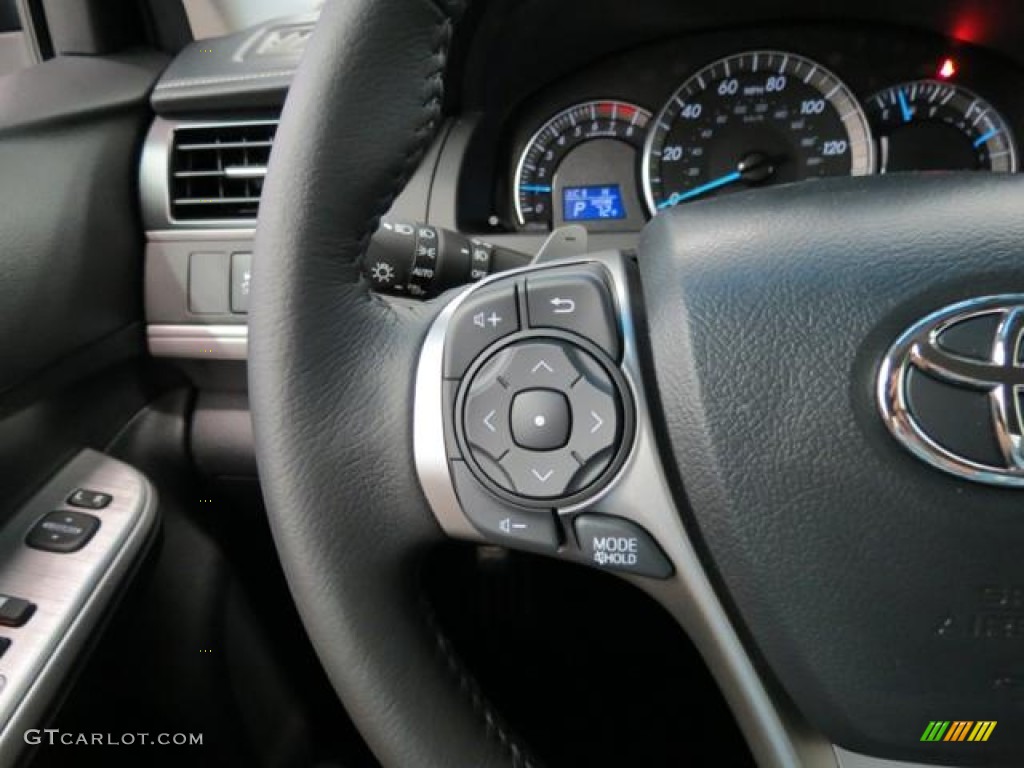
(504, 28, 1023, 233)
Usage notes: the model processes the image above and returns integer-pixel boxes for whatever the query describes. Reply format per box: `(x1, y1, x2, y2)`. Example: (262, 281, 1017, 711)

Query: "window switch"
(67, 489, 112, 510)
(0, 596, 35, 628)
(26, 511, 100, 554)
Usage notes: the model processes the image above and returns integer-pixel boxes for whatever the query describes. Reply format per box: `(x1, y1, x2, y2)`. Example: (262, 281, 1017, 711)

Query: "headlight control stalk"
(364, 220, 531, 298)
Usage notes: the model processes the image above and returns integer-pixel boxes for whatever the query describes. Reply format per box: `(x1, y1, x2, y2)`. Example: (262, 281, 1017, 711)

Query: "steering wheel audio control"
(421, 257, 670, 576)
(510, 390, 571, 450)
(434, 262, 644, 551)
(525, 266, 621, 359)
(443, 284, 521, 378)
(461, 339, 622, 499)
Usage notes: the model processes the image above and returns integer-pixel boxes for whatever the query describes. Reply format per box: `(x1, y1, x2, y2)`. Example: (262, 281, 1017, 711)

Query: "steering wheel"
(249, 1, 1024, 766)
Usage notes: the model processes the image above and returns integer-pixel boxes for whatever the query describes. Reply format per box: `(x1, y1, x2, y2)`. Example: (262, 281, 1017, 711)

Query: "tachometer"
(866, 80, 1017, 173)
(514, 100, 651, 231)
(643, 51, 874, 212)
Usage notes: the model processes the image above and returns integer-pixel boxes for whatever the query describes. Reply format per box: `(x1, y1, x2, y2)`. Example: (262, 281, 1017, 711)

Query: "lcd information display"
(562, 185, 626, 221)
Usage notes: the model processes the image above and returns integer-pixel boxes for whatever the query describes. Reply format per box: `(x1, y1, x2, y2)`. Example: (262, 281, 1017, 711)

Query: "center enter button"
(511, 389, 571, 451)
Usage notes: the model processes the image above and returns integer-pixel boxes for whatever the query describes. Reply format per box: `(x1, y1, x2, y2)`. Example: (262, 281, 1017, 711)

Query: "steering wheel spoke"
(415, 250, 815, 764)
(249, 0, 1024, 763)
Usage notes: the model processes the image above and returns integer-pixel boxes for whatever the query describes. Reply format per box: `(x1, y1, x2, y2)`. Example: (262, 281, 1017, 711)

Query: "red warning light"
(937, 58, 957, 79)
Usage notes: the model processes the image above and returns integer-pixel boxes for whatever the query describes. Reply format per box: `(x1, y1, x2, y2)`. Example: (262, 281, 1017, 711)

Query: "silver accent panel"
(0, 450, 157, 761)
(140, 116, 277, 232)
(413, 252, 825, 767)
(147, 324, 248, 360)
(878, 295, 1024, 487)
(147, 228, 256, 242)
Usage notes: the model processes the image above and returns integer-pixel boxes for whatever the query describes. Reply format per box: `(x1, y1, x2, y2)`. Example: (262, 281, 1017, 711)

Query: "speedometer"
(642, 51, 874, 212)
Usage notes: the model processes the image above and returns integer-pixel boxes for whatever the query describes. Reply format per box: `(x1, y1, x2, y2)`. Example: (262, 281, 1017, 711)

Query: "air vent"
(169, 121, 277, 221)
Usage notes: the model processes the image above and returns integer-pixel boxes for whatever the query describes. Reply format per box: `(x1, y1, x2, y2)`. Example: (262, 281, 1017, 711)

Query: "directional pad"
(458, 337, 623, 501)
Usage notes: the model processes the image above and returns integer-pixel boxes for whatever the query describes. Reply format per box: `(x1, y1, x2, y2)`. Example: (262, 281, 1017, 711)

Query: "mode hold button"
(443, 282, 519, 379)
(574, 514, 672, 579)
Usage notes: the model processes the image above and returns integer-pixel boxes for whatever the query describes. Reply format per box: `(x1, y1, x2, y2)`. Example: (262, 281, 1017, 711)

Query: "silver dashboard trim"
(147, 228, 257, 241)
(0, 450, 157, 762)
(147, 323, 249, 360)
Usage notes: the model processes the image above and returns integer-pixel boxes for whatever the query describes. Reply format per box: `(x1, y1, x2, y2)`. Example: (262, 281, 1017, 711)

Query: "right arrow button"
(568, 375, 620, 465)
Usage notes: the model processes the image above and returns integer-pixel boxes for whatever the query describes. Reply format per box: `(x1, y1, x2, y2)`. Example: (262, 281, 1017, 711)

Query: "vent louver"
(169, 121, 277, 221)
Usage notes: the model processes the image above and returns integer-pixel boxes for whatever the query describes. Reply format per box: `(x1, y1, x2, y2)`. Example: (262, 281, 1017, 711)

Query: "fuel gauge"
(867, 80, 1017, 173)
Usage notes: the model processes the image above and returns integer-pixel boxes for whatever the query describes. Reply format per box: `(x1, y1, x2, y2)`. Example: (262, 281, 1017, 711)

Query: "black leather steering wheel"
(249, 2, 536, 765)
(250, 1, 1024, 766)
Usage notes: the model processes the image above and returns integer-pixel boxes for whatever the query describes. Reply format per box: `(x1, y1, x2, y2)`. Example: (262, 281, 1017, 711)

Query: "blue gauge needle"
(974, 128, 999, 148)
(657, 170, 742, 209)
(897, 89, 913, 123)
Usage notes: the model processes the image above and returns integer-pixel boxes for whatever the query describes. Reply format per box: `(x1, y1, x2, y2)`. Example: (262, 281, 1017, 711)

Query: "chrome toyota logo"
(878, 296, 1024, 487)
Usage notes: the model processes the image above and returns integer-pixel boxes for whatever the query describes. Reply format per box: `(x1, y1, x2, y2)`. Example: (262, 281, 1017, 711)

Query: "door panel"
(0, 52, 166, 509)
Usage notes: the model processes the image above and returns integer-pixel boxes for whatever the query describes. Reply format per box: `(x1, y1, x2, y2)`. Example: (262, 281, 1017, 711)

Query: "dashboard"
(472, 24, 1024, 235)
(139, 9, 1024, 361)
